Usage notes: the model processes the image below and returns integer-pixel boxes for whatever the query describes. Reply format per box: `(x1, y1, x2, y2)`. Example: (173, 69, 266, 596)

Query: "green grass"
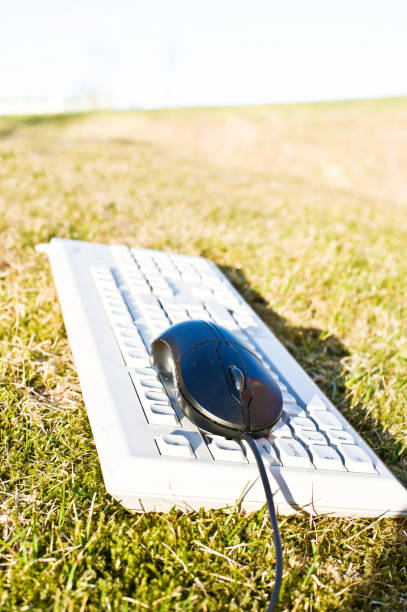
(0, 98, 406, 610)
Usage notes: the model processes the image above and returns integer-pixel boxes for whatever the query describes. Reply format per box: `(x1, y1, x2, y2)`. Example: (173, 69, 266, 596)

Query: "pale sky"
(1, 0, 406, 108)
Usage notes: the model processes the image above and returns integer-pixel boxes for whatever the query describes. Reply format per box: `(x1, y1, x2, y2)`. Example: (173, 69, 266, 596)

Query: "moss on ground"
(0, 100, 406, 610)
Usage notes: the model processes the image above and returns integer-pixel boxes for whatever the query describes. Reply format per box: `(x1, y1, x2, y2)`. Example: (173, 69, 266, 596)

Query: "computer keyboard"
(37, 238, 407, 517)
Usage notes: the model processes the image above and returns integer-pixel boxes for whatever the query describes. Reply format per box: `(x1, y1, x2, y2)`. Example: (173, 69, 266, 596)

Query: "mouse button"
(151, 319, 218, 364)
(150, 338, 174, 375)
(229, 366, 245, 391)
(178, 343, 245, 428)
(211, 324, 250, 349)
(236, 345, 270, 379)
(249, 387, 282, 431)
(215, 342, 251, 403)
(228, 366, 252, 421)
(236, 347, 283, 430)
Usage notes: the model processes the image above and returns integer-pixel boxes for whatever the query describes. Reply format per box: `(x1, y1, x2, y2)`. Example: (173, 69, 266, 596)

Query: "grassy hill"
(0, 99, 406, 610)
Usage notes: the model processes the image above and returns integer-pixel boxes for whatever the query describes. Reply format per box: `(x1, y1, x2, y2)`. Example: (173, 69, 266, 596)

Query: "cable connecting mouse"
(150, 319, 283, 439)
(151, 319, 283, 611)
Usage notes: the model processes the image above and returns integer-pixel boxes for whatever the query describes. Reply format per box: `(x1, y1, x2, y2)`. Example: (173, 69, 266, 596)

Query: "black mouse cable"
(244, 433, 283, 611)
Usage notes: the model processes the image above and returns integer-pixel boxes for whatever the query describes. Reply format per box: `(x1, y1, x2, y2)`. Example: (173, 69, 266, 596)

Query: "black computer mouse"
(150, 320, 283, 439)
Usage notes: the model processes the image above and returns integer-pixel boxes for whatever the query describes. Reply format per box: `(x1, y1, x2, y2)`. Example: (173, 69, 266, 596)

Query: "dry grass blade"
(0, 100, 406, 611)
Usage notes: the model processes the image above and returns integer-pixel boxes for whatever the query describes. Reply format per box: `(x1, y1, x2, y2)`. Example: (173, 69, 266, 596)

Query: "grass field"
(0, 99, 406, 611)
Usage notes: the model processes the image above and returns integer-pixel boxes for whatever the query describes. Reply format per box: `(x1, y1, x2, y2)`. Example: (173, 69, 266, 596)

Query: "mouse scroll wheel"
(229, 366, 246, 392)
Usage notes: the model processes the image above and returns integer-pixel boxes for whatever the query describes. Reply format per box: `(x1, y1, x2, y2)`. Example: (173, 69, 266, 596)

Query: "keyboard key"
(121, 337, 147, 349)
(146, 312, 170, 325)
(113, 320, 137, 331)
(174, 294, 203, 310)
(281, 391, 296, 405)
(136, 257, 158, 269)
(212, 289, 241, 309)
(118, 327, 143, 339)
(167, 314, 189, 325)
(270, 421, 292, 438)
(160, 267, 181, 281)
(139, 377, 162, 389)
(204, 302, 238, 329)
(206, 437, 247, 463)
(312, 411, 343, 431)
(289, 417, 317, 433)
(115, 331, 150, 362)
(169, 314, 190, 325)
(149, 276, 168, 287)
(190, 257, 212, 271)
(307, 394, 328, 411)
(104, 298, 131, 317)
(95, 276, 155, 366)
(233, 316, 254, 331)
(189, 285, 214, 301)
(129, 357, 153, 370)
(149, 403, 178, 425)
(151, 285, 173, 298)
(147, 321, 171, 338)
(110, 313, 134, 328)
(161, 302, 185, 314)
(130, 371, 166, 398)
(119, 348, 150, 368)
(125, 347, 149, 359)
(127, 279, 152, 294)
(283, 404, 306, 418)
(186, 305, 212, 320)
(326, 430, 355, 445)
(133, 366, 157, 377)
(309, 445, 346, 470)
(142, 311, 171, 332)
(173, 260, 194, 270)
(129, 368, 179, 425)
(106, 300, 129, 317)
(111, 245, 135, 262)
(121, 268, 145, 280)
(338, 444, 376, 473)
(296, 430, 328, 446)
(200, 270, 224, 285)
(120, 268, 145, 280)
(124, 345, 149, 358)
(156, 433, 195, 458)
(93, 271, 135, 327)
(160, 300, 189, 318)
(144, 389, 169, 403)
(232, 308, 256, 324)
(242, 438, 281, 465)
(274, 439, 314, 468)
(92, 265, 115, 280)
(180, 270, 201, 284)
(174, 259, 195, 271)
(132, 292, 160, 309)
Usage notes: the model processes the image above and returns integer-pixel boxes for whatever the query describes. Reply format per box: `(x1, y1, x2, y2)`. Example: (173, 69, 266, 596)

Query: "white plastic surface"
(39, 238, 407, 517)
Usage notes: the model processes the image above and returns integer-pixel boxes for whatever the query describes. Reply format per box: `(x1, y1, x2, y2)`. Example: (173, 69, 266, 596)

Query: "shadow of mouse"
(220, 264, 407, 491)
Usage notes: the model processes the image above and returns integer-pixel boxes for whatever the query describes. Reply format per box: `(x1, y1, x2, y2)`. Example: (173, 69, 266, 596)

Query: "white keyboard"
(38, 239, 407, 517)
